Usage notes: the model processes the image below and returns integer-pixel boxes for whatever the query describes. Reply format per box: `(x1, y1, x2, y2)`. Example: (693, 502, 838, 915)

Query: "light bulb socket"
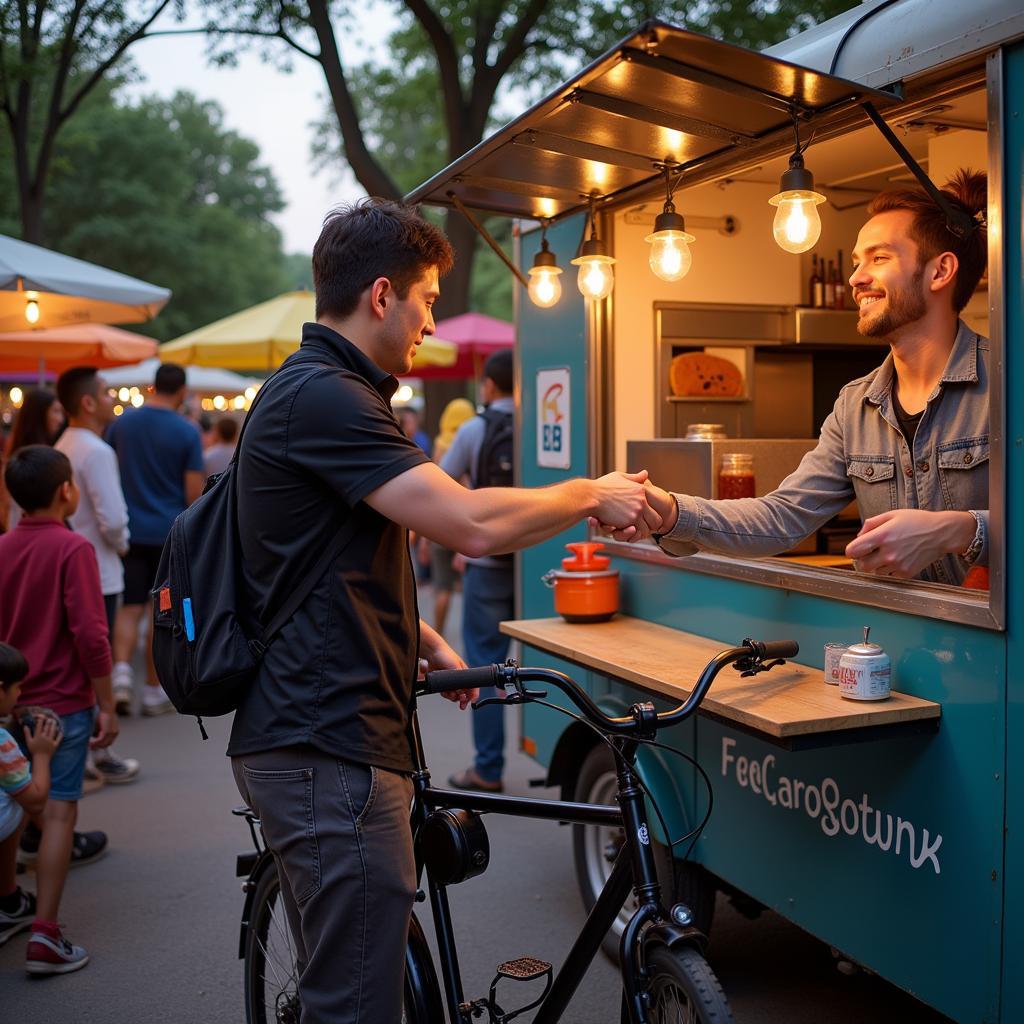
(779, 153, 815, 194)
(577, 237, 608, 260)
(652, 208, 687, 235)
(532, 243, 559, 270)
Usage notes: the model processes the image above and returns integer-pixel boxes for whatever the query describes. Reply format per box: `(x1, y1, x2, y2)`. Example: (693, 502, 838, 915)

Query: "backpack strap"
(234, 355, 363, 650)
(259, 509, 362, 646)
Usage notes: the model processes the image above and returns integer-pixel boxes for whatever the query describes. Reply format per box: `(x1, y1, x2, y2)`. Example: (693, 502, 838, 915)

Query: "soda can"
(824, 643, 848, 685)
(838, 626, 891, 701)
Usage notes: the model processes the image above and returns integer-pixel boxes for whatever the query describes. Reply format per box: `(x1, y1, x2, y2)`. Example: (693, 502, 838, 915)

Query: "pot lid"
(845, 625, 883, 656)
(562, 541, 611, 571)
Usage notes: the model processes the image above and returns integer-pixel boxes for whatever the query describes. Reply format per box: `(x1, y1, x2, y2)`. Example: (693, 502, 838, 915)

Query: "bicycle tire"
(244, 865, 300, 1024)
(242, 863, 442, 1024)
(639, 946, 733, 1024)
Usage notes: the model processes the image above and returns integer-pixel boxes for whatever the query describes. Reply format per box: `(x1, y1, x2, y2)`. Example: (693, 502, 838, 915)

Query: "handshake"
(587, 471, 677, 542)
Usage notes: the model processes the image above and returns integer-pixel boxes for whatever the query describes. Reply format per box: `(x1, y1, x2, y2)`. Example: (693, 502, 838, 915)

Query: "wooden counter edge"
(500, 617, 941, 740)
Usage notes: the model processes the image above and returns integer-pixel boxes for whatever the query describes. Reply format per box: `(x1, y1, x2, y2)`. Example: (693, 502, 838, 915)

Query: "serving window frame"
(592, 53, 1006, 632)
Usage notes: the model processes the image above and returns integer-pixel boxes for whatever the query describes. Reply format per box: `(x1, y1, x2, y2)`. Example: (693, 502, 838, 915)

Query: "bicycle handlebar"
(421, 638, 798, 736)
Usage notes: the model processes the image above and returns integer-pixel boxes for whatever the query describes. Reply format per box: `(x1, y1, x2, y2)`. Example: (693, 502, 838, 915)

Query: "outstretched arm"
(365, 461, 660, 558)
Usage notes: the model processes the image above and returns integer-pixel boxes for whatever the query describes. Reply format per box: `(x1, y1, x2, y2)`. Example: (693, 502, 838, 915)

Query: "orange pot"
(543, 542, 619, 623)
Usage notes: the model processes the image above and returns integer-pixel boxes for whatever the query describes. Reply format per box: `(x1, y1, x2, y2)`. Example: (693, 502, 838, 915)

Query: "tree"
(203, 0, 858, 317)
(0, 82, 296, 340)
(0, 0, 188, 243)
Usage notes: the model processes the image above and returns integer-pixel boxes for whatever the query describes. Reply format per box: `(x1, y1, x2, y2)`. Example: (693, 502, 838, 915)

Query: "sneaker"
(81, 759, 106, 796)
(91, 748, 140, 784)
(141, 683, 174, 717)
(18, 827, 108, 870)
(447, 767, 503, 793)
(112, 662, 134, 716)
(26, 928, 90, 975)
(0, 887, 36, 946)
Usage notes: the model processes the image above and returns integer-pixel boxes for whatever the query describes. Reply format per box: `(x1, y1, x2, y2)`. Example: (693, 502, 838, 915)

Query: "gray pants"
(232, 747, 416, 1024)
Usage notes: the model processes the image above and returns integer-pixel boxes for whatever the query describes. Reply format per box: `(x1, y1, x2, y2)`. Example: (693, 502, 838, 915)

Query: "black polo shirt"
(227, 323, 430, 772)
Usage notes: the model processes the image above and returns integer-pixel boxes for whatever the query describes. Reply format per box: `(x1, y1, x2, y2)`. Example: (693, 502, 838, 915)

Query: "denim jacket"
(657, 321, 989, 586)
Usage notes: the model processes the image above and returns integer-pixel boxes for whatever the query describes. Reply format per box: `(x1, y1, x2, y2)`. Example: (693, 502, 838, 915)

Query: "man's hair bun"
(944, 168, 987, 221)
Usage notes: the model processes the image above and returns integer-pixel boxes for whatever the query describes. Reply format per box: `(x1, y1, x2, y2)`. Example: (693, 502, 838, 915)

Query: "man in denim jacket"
(617, 170, 989, 587)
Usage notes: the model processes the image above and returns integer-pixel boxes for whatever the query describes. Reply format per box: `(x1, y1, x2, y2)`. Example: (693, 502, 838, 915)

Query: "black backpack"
(473, 407, 515, 490)
(151, 359, 358, 733)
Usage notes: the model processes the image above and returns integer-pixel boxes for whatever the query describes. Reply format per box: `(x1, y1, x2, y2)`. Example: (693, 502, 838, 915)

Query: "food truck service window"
(608, 59, 1004, 631)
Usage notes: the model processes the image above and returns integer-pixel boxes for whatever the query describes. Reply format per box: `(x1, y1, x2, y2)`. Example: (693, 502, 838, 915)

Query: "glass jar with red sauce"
(718, 453, 755, 499)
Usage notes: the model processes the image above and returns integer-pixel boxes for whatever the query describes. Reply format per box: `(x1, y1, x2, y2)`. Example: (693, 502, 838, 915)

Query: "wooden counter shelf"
(499, 616, 941, 752)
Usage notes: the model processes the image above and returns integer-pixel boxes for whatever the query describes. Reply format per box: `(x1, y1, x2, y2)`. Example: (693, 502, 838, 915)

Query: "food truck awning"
(405, 19, 902, 222)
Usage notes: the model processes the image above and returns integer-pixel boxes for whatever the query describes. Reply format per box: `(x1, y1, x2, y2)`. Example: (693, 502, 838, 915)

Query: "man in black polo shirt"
(229, 198, 658, 1023)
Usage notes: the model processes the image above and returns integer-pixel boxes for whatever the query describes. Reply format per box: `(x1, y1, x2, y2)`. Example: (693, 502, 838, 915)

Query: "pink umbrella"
(0, 323, 158, 376)
(409, 312, 513, 380)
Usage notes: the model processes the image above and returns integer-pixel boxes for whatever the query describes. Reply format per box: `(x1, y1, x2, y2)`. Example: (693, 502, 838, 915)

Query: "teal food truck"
(407, 2, 1024, 1020)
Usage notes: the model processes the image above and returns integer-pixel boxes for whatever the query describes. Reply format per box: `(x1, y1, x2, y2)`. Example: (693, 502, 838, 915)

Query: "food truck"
(407, 2, 1023, 1020)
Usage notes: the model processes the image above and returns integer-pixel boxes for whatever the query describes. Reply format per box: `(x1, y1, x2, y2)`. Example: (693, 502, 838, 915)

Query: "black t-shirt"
(892, 387, 924, 450)
(228, 323, 430, 772)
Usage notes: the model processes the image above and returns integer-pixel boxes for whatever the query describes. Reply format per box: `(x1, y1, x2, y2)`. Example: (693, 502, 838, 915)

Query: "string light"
(24, 297, 40, 324)
(769, 118, 825, 254)
(571, 197, 615, 301)
(645, 162, 695, 282)
(527, 224, 563, 308)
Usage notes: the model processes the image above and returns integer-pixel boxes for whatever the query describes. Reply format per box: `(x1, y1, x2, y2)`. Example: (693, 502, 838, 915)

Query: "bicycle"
(236, 636, 798, 1024)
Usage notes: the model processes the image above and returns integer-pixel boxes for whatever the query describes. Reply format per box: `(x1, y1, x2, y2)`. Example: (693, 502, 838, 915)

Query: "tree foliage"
(0, 82, 297, 340)
(0, 0, 188, 242)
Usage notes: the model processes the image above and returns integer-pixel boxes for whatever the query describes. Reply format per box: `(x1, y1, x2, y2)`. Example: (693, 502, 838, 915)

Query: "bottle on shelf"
(812, 254, 824, 308)
(808, 254, 820, 307)
(834, 250, 846, 309)
(824, 259, 836, 308)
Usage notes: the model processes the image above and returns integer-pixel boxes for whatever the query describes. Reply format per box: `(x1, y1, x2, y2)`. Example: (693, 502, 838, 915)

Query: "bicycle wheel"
(642, 946, 733, 1024)
(243, 863, 442, 1024)
(244, 865, 300, 1024)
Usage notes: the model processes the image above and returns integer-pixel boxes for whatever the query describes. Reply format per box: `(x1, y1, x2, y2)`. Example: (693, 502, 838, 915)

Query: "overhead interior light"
(571, 197, 615, 301)
(527, 225, 563, 308)
(769, 120, 826, 254)
(645, 162, 695, 282)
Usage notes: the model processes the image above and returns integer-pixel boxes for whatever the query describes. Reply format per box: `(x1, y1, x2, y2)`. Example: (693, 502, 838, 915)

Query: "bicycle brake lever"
(471, 688, 547, 711)
(736, 658, 787, 678)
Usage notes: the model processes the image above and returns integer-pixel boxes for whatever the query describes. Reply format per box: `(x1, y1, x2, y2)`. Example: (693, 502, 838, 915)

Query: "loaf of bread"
(669, 352, 744, 397)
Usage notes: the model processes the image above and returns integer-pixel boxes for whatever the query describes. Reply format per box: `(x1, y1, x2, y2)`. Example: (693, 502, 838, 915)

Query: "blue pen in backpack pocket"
(182, 597, 196, 642)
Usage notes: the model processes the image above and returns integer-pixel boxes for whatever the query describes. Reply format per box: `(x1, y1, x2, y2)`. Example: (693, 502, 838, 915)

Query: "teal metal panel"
(1000, 39, 1024, 1024)
(616, 558, 1004, 1023)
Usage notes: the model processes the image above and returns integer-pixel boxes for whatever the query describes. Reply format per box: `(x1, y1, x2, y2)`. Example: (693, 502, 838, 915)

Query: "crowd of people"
(0, 364, 238, 974)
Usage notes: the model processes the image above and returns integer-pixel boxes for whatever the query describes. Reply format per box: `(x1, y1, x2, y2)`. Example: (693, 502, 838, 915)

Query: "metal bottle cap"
(845, 625, 883, 657)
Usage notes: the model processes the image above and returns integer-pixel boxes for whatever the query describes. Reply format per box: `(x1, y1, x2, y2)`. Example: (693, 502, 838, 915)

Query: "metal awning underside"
(405, 20, 901, 222)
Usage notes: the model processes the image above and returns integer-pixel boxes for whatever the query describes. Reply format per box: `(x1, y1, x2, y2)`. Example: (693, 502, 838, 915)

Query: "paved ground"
(1, 586, 951, 1022)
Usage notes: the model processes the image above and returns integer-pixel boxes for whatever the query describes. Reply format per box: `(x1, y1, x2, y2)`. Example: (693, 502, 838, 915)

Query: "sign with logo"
(536, 367, 571, 469)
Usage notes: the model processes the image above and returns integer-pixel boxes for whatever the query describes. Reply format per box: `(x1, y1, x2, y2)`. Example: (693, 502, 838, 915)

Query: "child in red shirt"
(0, 445, 118, 974)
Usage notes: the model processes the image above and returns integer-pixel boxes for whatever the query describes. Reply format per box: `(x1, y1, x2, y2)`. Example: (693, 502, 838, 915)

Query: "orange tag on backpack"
(159, 587, 172, 612)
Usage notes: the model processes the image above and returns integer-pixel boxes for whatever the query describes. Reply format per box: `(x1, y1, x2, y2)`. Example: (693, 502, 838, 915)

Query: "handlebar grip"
(759, 639, 799, 660)
(422, 665, 499, 694)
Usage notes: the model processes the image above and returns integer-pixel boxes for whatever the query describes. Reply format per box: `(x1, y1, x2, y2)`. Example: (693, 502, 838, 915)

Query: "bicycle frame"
(409, 713, 704, 1024)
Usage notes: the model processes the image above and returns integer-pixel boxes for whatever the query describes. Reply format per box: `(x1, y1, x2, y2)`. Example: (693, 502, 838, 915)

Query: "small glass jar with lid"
(718, 453, 755, 499)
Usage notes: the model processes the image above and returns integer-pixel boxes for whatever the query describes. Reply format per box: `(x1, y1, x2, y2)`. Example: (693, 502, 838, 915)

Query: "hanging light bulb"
(645, 163, 695, 282)
(571, 199, 615, 301)
(24, 295, 40, 324)
(527, 228, 563, 308)
(769, 148, 825, 254)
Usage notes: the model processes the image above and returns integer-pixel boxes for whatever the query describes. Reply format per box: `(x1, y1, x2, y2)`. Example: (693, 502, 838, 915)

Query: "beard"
(857, 267, 927, 338)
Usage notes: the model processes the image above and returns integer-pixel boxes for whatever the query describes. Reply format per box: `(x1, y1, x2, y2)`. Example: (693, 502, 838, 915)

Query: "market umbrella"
(159, 290, 458, 372)
(102, 357, 262, 395)
(0, 233, 170, 332)
(409, 312, 513, 380)
(0, 323, 158, 374)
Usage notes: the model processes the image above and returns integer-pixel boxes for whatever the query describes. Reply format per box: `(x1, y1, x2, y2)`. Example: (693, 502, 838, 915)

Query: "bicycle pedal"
(496, 956, 552, 981)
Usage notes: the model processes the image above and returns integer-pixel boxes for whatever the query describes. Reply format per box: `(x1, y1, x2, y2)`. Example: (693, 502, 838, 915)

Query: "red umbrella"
(409, 312, 513, 380)
(0, 323, 158, 375)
